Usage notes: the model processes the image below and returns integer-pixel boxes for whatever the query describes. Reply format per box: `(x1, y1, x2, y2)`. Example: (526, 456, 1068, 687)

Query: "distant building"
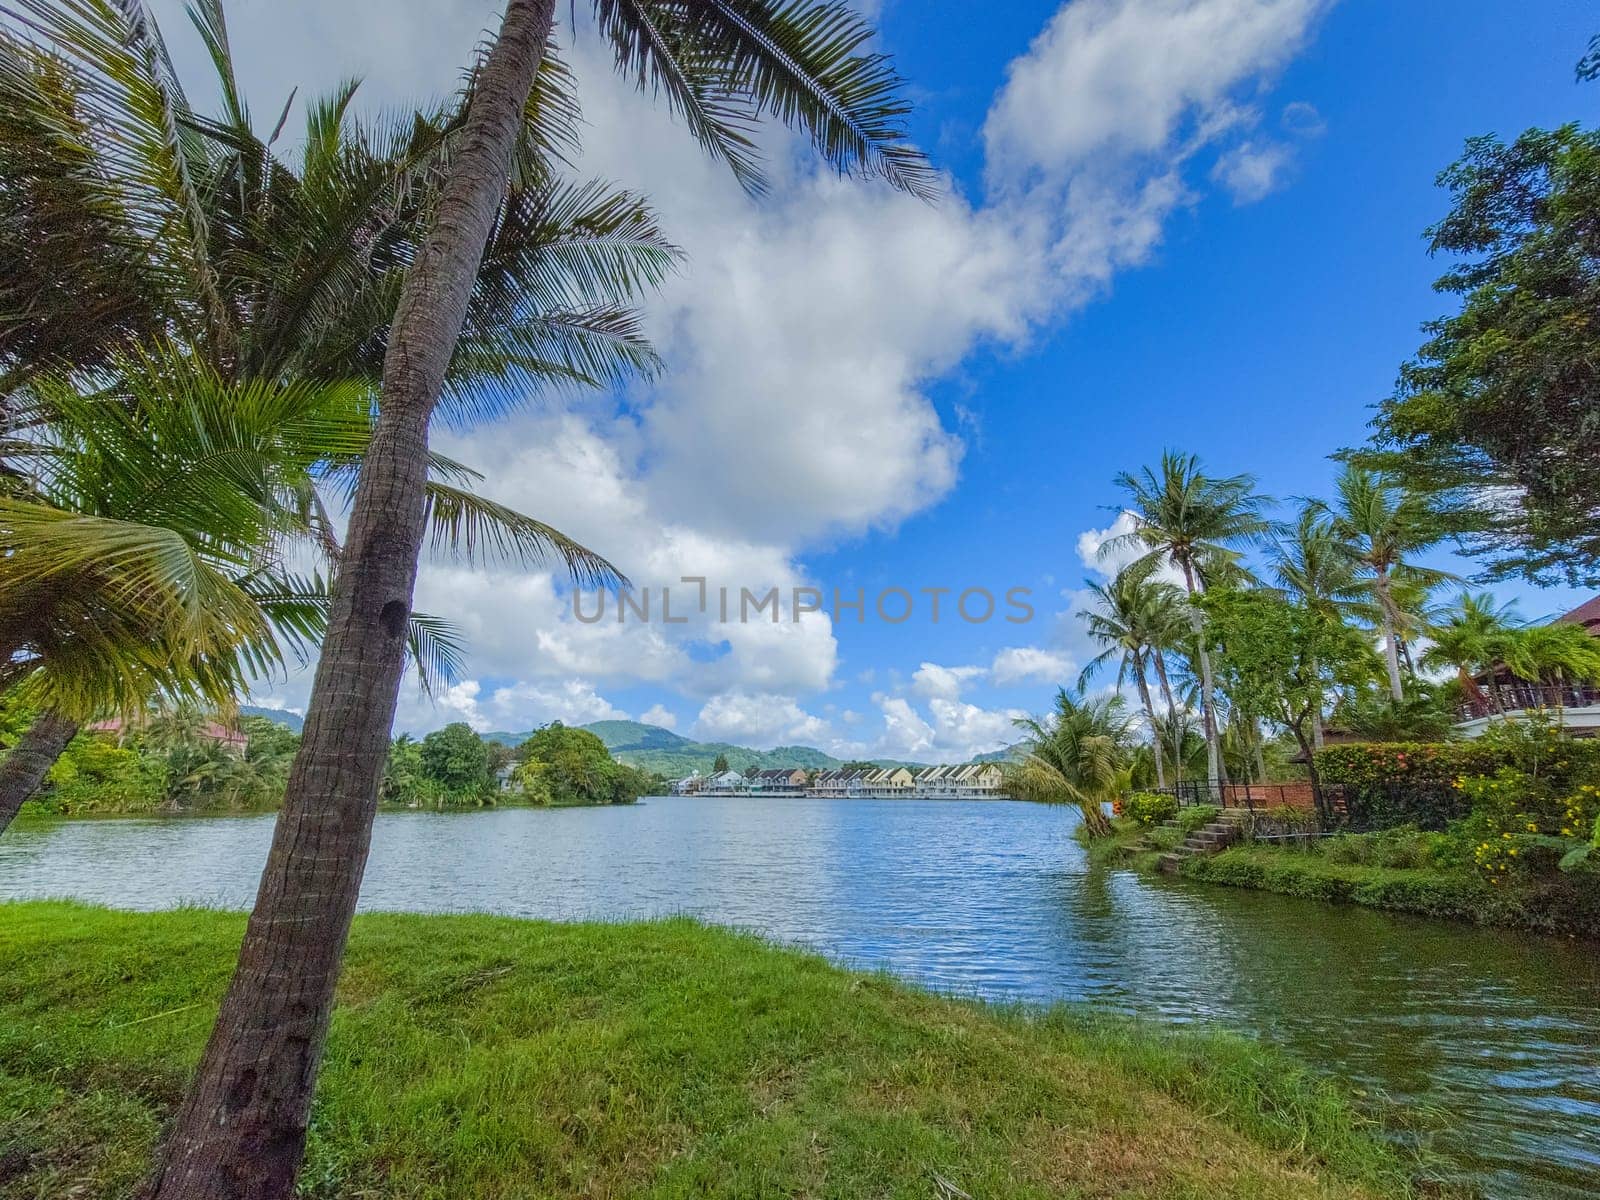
(750, 768, 808, 796)
(702, 770, 749, 795)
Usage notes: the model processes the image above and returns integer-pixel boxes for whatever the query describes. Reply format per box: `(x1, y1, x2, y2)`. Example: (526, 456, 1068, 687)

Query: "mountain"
(241, 705, 304, 733)
(483, 719, 921, 777)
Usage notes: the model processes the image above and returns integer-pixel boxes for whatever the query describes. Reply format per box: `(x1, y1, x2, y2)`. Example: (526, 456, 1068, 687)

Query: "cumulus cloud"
(152, 0, 1330, 734)
(639, 704, 677, 730)
(990, 646, 1076, 686)
(911, 661, 987, 701)
(693, 693, 831, 748)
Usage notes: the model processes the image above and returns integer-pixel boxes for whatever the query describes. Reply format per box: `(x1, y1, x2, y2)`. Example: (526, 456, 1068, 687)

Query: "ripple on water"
(2, 797, 1598, 1199)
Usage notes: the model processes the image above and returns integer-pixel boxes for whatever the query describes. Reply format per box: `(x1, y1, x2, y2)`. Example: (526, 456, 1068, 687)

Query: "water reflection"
(2, 796, 1596, 1197)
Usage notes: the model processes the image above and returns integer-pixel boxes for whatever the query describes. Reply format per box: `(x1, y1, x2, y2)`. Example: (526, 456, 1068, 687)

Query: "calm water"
(3, 795, 1597, 1198)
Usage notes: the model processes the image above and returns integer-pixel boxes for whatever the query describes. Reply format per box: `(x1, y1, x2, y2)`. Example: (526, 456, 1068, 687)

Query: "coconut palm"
(1078, 572, 1187, 788)
(1501, 621, 1600, 726)
(1008, 688, 1135, 838)
(1421, 591, 1519, 715)
(1270, 504, 1364, 748)
(1105, 451, 1272, 792)
(12, 1, 933, 1194)
(1318, 466, 1456, 702)
(0, 14, 663, 824)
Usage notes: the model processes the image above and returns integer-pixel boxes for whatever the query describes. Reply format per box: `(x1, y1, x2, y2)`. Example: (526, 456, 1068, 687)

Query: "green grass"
(1177, 845, 1600, 939)
(0, 902, 1429, 1199)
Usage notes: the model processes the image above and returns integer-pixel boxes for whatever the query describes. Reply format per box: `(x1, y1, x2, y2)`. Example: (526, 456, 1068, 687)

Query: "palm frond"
(422, 481, 626, 590)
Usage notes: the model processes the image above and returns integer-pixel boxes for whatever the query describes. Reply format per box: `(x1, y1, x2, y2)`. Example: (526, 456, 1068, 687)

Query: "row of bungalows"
(787, 763, 1007, 799)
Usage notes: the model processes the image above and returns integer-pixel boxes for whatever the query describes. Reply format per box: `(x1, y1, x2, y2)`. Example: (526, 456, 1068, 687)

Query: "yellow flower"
(1508, 848, 1518, 856)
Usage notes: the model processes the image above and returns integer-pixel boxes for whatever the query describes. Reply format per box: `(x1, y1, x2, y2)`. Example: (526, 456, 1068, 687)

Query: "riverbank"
(1094, 819, 1600, 940)
(0, 901, 1430, 1199)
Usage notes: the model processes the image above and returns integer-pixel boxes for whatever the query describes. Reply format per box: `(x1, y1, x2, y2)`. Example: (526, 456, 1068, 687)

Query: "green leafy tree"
(1007, 689, 1135, 838)
(1106, 451, 1272, 791)
(1269, 505, 1364, 749)
(418, 723, 492, 802)
(712, 752, 730, 774)
(1198, 587, 1374, 815)
(1366, 124, 1600, 586)
(516, 722, 638, 806)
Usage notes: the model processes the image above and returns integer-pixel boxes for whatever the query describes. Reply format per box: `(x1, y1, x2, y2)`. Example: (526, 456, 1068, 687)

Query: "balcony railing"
(1457, 682, 1600, 722)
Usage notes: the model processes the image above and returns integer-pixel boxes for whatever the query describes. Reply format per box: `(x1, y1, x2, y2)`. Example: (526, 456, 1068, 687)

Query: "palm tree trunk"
(1252, 720, 1267, 784)
(1134, 665, 1166, 789)
(145, 5, 556, 1198)
(1179, 564, 1222, 796)
(1374, 570, 1404, 701)
(1152, 651, 1183, 781)
(0, 710, 78, 835)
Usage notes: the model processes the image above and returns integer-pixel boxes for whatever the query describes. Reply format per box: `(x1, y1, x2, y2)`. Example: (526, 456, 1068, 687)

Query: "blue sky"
(175, 0, 1598, 756)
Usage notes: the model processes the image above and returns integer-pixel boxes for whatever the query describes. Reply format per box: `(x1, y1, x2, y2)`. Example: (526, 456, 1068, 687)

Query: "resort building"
(1457, 596, 1600, 738)
(701, 770, 749, 795)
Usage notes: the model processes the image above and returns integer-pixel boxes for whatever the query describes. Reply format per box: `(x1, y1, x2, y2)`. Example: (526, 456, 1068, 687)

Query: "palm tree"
(1008, 688, 1134, 838)
(1421, 591, 1518, 716)
(1270, 504, 1363, 749)
(1079, 572, 1186, 788)
(1501, 621, 1600, 727)
(1105, 451, 1272, 793)
(1319, 466, 1455, 702)
(0, 14, 662, 826)
(8, 1, 932, 1195)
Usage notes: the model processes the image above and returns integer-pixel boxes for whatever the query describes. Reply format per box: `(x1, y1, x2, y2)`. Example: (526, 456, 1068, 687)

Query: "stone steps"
(1156, 808, 1247, 874)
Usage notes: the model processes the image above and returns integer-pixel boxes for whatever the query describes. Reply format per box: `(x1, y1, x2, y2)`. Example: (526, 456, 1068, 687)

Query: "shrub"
(1124, 791, 1179, 826)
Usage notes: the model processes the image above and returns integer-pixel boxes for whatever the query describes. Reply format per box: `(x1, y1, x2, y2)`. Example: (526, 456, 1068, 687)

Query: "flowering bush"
(1456, 770, 1600, 884)
(1123, 791, 1179, 827)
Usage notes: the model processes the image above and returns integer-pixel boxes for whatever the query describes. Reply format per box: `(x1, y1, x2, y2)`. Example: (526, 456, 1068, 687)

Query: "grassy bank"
(1179, 844, 1600, 938)
(0, 902, 1429, 1199)
(1094, 818, 1600, 940)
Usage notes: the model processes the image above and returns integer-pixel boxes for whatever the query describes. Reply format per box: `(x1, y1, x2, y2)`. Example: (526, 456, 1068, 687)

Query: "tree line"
(1011, 59, 1600, 837)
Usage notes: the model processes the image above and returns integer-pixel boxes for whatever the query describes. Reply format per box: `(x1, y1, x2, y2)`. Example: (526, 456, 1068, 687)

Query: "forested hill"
(482, 720, 859, 776)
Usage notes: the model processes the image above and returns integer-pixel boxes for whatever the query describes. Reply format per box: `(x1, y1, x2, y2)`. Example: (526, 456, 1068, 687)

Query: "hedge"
(1313, 739, 1600, 831)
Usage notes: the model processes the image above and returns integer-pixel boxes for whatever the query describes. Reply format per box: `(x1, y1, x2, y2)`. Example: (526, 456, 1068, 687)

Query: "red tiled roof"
(1559, 596, 1600, 632)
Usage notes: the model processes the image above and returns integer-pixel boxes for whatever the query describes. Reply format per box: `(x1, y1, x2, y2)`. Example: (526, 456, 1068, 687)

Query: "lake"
(2, 794, 1596, 1198)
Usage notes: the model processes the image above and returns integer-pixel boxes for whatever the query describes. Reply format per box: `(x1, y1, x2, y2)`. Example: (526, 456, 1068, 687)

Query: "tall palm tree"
(1270, 504, 1363, 748)
(1319, 466, 1455, 702)
(4, 1, 935, 1195)
(1008, 688, 1134, 838)
(1078, 572, 1186, 788)
(1105, 451, 1272, 792)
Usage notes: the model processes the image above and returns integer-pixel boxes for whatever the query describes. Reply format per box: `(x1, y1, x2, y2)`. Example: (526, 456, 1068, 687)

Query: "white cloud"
(990, 646, 1076, 686)
(1211, 139, 1294, 203)
(639, 703, 677, 730)
(693, 692, 831, 748)
(984, 0, 1325, 179)
(391, 677, 627, 735)
(911, 661, 986, 701)
(155, 0, 1329, 734)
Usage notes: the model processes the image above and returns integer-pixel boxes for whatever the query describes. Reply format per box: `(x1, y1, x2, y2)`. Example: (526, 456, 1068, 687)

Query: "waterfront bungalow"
(750, 768, 808, 796)
(702, 770, 748, 795)
(1457, 596, 1600, 738)
(910, 762, 1006, 799)
(862, 766, 915, 797)
(669, 773, 704, 795)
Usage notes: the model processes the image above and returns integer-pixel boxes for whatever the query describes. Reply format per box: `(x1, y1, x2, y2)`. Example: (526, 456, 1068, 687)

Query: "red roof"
(1559, 596, 1600, 633)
